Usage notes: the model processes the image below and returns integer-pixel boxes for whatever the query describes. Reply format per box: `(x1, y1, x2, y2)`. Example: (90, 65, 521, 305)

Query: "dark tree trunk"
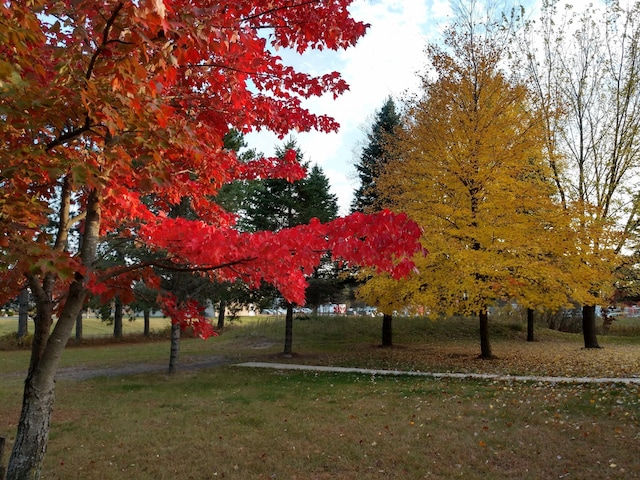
(168, 322, 181, 374)
(582, 304, 601, 348)
(381, 313, 393, 347)
(17, 287, 29, 338)
(479, 310, 493, 358)
(283, 303, 294, 356)
(113, 296, 123, 338)
(527, 308, 535, 342)
(75, 310, 83, 341)
(143, 309, 150, 337)
(217, 299, 226, 330)
(0, 435, 6, 480)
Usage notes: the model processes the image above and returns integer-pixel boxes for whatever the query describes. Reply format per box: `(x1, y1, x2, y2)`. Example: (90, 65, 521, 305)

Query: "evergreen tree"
(242, 138, 338, 231)
(300, 165, 339, 223)
(351, 97, 401, 346)
(242, 138, 338, 354)
(351, 97, 401, 213)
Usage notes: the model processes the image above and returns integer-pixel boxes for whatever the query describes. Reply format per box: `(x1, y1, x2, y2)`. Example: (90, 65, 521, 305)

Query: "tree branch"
(240, 0, 320, 23)
(95, 256, 260, 283)
(46, 3, 124, 152)
(86, 2, 124, 81)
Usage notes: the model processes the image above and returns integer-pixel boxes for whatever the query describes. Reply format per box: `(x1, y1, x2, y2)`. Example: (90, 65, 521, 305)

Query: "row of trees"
(351, 0, 640, 357)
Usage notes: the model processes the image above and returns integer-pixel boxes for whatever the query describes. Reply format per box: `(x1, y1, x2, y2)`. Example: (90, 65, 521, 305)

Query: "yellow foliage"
(361, 29, 615, 317)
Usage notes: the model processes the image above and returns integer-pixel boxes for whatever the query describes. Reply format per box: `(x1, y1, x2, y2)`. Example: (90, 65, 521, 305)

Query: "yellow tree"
(373, 17, 604, 358)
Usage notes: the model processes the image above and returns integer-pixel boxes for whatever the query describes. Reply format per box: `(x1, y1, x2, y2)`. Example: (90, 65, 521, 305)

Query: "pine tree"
(242, 138, 338, 354)
(300, 165, 339, 223)
(351, 97, 401, 213)
(350, 97, 402, 346)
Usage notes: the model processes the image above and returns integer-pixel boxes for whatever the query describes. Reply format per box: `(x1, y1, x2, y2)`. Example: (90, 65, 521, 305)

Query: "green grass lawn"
(0, 314, 171, 338)
(1, 315, 639, 479)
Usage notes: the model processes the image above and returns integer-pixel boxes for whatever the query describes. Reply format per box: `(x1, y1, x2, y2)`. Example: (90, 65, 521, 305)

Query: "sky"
(244, 0, 559, 214)
(245, 0, 454, 215)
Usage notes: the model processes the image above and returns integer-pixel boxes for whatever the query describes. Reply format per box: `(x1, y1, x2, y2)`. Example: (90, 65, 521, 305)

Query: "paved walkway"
(235, 361, 640, 385)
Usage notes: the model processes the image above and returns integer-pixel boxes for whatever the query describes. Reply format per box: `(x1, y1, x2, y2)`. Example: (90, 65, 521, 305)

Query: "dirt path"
(56, 354, 233, 380)
(0, 354, 233, 381)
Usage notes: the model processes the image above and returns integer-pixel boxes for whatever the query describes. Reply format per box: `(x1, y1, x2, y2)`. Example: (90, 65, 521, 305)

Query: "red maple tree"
(1, 1, 422, 478)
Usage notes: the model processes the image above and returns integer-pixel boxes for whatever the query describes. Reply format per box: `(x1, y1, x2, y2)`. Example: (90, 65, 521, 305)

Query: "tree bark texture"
(479, 311, 493, 358)
(113, 296, 123, 338)
(143, 309, 150, 337)
(75, 310, 83, 341)
(168, 322, 181, 374)
(217, 299, 226, 330)
(582, 304, 601, 348)
(7, 281, 88, 480)
(283, 303, 294, 356)
(0, 436, 6, 480)
(381, 313, 393, 347)
(17, 288, 29, 339)
(527, 308, 535, 342)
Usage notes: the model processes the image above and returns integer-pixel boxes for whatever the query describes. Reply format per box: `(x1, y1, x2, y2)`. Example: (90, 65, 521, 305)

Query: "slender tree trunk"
(113, 296, 123, 338)
(75, 216, 84, 343)
(527, 308, 535, 342)
(75, 310, 83, 341)
(143, 309, 150, 337)
(217, 299, 226, 330)
(381, 313, 393, 347)
(479, 310, 493, 358)
(168, 322, 181, 374)
(582, 304, 601, 348)
(1, 436, 6, 480)
(283, 303, 294, 356)
(17, 287, 29, 339)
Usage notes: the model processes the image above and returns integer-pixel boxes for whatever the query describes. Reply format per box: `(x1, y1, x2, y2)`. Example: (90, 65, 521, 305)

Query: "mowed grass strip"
(1, 315, 639, 479)
(0, 315, 171, 338)
(9, 367, 640, 480)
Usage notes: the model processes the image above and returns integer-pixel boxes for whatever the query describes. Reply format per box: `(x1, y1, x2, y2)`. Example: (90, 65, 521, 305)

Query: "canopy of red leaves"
(0, 1, 423, 336)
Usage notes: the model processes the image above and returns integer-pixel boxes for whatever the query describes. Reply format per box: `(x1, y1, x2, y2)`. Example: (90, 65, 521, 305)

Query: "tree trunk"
(283, 303, 294, 356)
(217, 299, 226, 330)
(8, 375, 55, 480)
(0, 436, 6, 480)
(143, 309, 150, 337)
(168, 322, 181, 374)
(381, 313, 393, 347)
(113, 296, 123, 338)
(582, 304, 601, 348)
(17, 287, 29, 338)
(8, 183, 101, 479)
(75, 310, 83, 341)
(479, 310, 493, 358)
(8, 279, 88, 480)
(527, 308, 535, 342)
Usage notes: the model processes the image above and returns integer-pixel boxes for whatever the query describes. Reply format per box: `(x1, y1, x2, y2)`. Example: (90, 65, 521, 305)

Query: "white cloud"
(245, 0, 448, 215)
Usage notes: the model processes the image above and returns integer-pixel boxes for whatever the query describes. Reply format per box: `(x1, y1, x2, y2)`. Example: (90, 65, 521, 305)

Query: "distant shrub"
(0, 332, 33, 350)
(541, 309, 582, 333)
